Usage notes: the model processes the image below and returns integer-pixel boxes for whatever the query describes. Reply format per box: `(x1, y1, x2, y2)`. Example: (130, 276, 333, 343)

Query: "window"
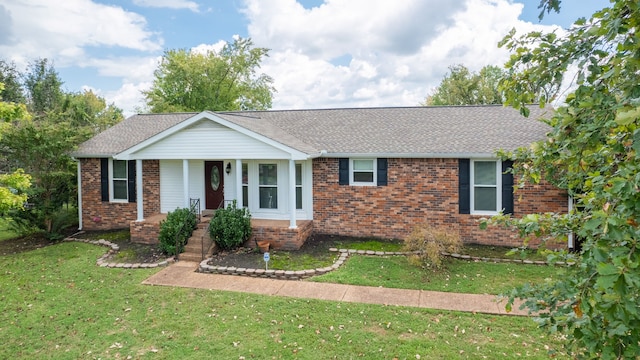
(242, 163, 248, 208)
(259, 164, 277, 209)
(351, 159, 376, 185)
(471, 160, 501, 214)
(295, 163, 302, 209)
(111, 159, 128, 201)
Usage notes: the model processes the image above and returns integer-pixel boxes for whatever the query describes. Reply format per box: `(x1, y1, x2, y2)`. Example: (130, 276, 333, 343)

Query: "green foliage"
(158, 208, 197, 256)
(422, 64, 505, 106)
(0, 58, 122, 237)
(0, 60, 26, 103)
(23, 58, 64, 117)
(0, 169, 31, 214)
(402, 224, 461, 268)
(209, 200, 251, 250)
(143, 37, 275, 112)
(496, 0, 640, 357)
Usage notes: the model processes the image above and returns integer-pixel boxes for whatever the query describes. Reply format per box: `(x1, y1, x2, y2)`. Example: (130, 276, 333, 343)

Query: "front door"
(205, 161, 224, 210)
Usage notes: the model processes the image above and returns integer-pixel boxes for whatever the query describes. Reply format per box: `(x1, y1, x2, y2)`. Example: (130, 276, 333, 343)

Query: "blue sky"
(0, 0, 609, 115)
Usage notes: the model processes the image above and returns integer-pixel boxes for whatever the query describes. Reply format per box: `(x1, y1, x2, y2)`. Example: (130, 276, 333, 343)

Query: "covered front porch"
(130, 211, 314, 251)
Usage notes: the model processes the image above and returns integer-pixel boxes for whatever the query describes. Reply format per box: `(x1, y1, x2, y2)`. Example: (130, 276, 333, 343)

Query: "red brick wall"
(80, 158, 160, 231)
(312, 158, 568, 247)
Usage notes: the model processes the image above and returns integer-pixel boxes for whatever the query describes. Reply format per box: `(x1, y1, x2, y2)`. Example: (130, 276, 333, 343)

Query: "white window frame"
(241, 162, 249, 208)
(295, 163, 303, 210)
(258, 163, 278, 210)
(350, 158, 377, 186)
(109, 159, 128, 203)
(470, 159, 502, 215)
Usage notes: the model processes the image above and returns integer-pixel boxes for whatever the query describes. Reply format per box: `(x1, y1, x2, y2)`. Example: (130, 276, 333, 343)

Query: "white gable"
(125, 119, 291, 160)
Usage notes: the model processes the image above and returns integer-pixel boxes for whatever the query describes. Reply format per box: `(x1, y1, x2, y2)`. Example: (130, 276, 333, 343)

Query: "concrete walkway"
(142, 261, 529, 316)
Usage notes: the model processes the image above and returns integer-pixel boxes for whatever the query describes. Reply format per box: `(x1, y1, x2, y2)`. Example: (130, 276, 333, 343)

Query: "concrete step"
(178, 253, 205, 262)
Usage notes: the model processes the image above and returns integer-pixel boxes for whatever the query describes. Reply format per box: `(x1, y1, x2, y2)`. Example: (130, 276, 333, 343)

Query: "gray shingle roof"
(74, 105, 552, 158)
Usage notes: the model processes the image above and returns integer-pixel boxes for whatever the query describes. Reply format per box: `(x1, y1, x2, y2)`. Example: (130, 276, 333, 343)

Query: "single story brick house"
(73, 105, 568, 250)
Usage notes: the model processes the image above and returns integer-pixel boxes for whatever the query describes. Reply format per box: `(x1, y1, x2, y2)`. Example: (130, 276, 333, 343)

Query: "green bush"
(402, 223, 461, 268)
(159, 208, 197, 255)
(209, 200, 251, 250)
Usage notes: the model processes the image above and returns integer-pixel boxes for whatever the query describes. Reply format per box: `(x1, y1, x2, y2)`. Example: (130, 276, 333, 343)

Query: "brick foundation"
(245, 220, 313, 250)
(312, 158, 567, 248)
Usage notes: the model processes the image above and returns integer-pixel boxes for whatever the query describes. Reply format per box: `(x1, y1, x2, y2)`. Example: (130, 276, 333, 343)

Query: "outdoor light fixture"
(226, 162, 231, 174)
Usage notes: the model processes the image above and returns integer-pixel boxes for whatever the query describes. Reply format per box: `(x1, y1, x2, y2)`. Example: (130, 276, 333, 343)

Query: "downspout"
(75, 158, 83, 230)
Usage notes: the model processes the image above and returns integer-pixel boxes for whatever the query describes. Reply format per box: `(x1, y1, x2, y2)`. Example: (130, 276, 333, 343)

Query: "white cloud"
(191, 40, 228, 55)
(132, 0, 200, 12)
(92, 81, 152, 117)
(80, 56, 160, 84)
(0, 0, 162, 68)
(242, 0, 560, 109)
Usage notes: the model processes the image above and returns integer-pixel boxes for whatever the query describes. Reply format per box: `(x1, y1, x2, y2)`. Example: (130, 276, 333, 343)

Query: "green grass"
(0, 242, 570, 359)
(0, 217, 19, 241)
(332, 239, 404, 252)
(313, 255, 563, 294)
(269, 251, 336, 270)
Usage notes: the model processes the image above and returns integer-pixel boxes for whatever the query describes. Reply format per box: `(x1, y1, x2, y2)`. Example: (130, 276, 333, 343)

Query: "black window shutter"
(128, 160, 137, 203)
(501, 160, 514, 215)
(377, 158, 388, 186)
(100, 158, 109, 201)
(338, 158, 349, 185)
(459, 159, 470, 214)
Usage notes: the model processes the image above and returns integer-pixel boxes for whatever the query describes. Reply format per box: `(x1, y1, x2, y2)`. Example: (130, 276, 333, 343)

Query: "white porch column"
(288, 159, 297, 229)
(235, 159, 242, 205)
(183, 159, 190, 208)
(136, 159, 144, 221)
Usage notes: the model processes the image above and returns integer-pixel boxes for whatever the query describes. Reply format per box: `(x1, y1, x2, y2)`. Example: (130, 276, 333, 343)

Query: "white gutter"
(322, 152, 500, 159)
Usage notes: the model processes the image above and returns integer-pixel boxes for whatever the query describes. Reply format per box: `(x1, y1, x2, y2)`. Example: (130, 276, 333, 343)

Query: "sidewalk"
(142, 261, 529, 316)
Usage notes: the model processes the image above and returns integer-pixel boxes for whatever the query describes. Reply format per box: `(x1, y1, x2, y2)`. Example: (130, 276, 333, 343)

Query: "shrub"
(159, 208, 197, 255)
(209, 200, 251, 250)
(402, 223, 461, 268)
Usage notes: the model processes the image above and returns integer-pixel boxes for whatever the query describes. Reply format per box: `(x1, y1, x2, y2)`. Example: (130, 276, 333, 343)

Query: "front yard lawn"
(313, 255, 563, 294)
(0, 242, 570, 359)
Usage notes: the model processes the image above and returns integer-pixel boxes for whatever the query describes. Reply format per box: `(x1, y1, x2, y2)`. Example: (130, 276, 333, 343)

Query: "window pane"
(474, 187, 497, 211)
(113, 160, 127, 179)
(474, 161, 496, 185)
(113, 179, 128, 200)
(259, 164, 277, 185)
(353, 159, 373, 171)
(295, 164, 302, 185)
(296, 187, 302, 209)
(242, 186, 248, 208)
(242, 163, 248, 185)
(354, 172, 374, 182)
(259, 187, 278, 209)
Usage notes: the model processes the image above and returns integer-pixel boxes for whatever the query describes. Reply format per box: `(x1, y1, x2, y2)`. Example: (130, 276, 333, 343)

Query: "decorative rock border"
(64, 235, 175, 269)
(441, 252, 570, 266)
(198, 247, 570, 280)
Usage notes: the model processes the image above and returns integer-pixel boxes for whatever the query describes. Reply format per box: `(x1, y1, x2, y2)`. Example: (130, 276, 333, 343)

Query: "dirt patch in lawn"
(0, 234, 57, 256)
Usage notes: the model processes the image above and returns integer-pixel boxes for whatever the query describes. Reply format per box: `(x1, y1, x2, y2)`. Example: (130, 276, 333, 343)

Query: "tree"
(422, 64, 505, 106)
(0, 59, 124, 237)
(0, 82, 31, 214)
(23, 58, 64, 117)
(0, 60, 25, 104)
(59, 90, 124, 142)
(492, 0, 640, 357)
(143, 37, 275, 112)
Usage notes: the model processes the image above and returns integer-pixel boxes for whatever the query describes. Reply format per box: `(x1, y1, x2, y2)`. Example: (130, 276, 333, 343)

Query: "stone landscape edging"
(64, 232, 569, 274)
(64, 235, 175, 269)
(197, 248, 569, 280)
